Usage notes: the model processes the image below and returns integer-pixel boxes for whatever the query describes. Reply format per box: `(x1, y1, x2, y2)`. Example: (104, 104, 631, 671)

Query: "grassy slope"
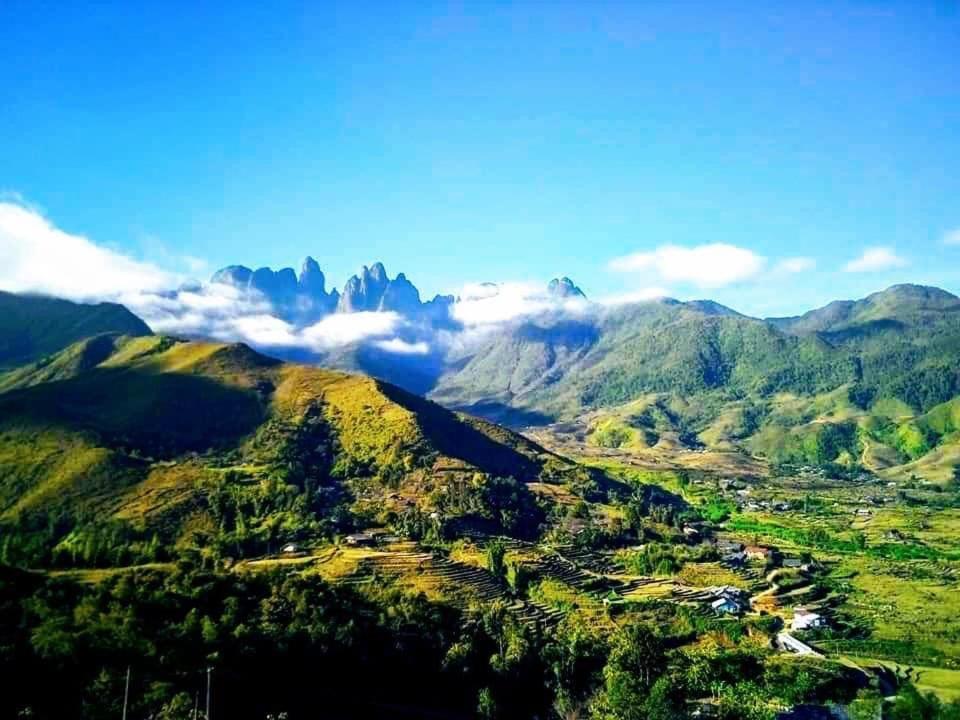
(577, 384, 960, 481)
(431, 285, 960, 481)
(0, 337, 560, 533)
(433, 301, 857, 423)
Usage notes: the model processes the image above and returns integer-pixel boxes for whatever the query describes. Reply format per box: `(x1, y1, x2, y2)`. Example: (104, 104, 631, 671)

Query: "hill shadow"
(0, 366, 267, 458)
(450, 400, 553, 429)
(515, 319, 599, 349)
(354, 345, 446, 396)
(376, 382, 542, 479)
(822, 318, 907, 343)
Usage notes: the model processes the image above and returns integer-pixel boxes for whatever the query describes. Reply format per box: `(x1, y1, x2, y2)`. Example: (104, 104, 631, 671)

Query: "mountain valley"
(2, 282, 960, 718)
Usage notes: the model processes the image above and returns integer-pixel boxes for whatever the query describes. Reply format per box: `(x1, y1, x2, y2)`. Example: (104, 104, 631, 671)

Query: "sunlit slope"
(0, 337, 561, 528)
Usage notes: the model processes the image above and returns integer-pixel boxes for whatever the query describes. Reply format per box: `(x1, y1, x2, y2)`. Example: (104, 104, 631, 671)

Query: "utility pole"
(121, 666, 131, 720)
(205, 666, 212, 720)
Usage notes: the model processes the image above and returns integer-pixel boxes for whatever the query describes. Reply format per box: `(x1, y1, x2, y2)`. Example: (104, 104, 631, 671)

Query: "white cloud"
(843, 247, 907, 273)
(943, 229, 960, 246)
(122, 283, 272, 337)
(374, 338, 431, 355)
(608, 243, 765, 288)
(0, 201, 418, 355)
(300, 311, 403, 349)
(598, 287, 672, 306)
(451, 281, 589, 327)
(130, 285, 405, 351)
(451, 282, 546, 326)
(775, 257, 816, 274)
(224, 314, 301, 347)
(182, 255, 210, 274)
(0, 202, 174, 300)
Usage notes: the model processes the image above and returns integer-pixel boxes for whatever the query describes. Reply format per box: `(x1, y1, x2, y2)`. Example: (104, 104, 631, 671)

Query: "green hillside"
(0, 334, 584, 566)
(0, 333, 146, 392)
(428, 285, 960, 482)
(1, 292, 957, 718)
(776, 285, 960, 411)
(0, 291, 152, 370)
(431, 300, 861, 422)
(435, 286, 960, 423)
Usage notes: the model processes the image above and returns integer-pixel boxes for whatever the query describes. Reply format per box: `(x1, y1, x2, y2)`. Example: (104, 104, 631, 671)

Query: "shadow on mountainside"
(377, 382, 544, 480)
(354, 344, 446, 396)
(447, 400, 553, 429)
(0, 366, 267, 458)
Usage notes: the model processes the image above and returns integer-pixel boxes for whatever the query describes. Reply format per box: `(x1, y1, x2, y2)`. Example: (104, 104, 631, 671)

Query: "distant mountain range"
(208, 257, 586, 329)
(210, 258, 449, 326)
(2, 272, 959, 482)
(156, 265, 960, 444)
(432, 283, 960, 427)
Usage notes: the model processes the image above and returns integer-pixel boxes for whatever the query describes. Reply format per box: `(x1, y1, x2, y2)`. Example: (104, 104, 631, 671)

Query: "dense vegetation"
(429, 284, 960, 482)
(2, 290, 960, 718)
(0, 564, 903, 720)
(0, 333, 578, 567)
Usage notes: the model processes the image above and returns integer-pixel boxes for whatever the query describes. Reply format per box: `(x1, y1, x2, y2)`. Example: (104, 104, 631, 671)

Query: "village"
(265, 520, 835, 664)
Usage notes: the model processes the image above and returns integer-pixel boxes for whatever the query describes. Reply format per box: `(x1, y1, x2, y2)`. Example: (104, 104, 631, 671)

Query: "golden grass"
(46, 563, 175, 584)
(112, 462, 209, 521)
(677, 562, 751, 590)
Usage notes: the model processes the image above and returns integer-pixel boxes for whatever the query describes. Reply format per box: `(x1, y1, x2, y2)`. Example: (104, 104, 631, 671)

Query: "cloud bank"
(450, 282, 588, 327)
(0, 201, 414, 354)
(0, 201, 173, 299)
(609, 243, 765, 288)
(843, 247, 907, 273)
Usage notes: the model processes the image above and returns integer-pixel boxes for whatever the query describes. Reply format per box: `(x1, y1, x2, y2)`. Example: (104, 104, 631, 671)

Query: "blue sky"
(2, 0, 959, 315)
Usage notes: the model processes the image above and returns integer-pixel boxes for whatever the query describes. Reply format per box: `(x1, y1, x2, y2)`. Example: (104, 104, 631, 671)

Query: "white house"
(791, 608, 826, 631)
(345, 532, 377, 547)
(713, 585, 745, 601)
(711, 597, 741, 615)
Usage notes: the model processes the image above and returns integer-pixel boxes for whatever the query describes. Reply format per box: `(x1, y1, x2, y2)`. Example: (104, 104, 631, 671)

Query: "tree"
(847, 690, 884, 720)
(851, 531, 868, 551)
(544, 618, 607, 720)
(889, 683, 941, 720)
(643, 676, 684, 720)
(601, 624, 666, 720)
(477, 687, 497, 720)
(486, 541, 506, 582)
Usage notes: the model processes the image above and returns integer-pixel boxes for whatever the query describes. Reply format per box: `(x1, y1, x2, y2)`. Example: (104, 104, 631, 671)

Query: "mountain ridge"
(0, 332, 580, 566)
(0, 290, 152, 370)
(3, 282, 958, 481)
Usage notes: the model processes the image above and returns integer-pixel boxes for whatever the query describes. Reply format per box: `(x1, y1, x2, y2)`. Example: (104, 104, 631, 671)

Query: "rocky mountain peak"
(379, 272, 422, 314)
(369, 262, 388, 283)
(547, 277, 586, 299)
(211, 258, 453, 326)
(298, 256, 327, 295)
(250, 266, 298, 302)
(210, 265, 253, 287)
